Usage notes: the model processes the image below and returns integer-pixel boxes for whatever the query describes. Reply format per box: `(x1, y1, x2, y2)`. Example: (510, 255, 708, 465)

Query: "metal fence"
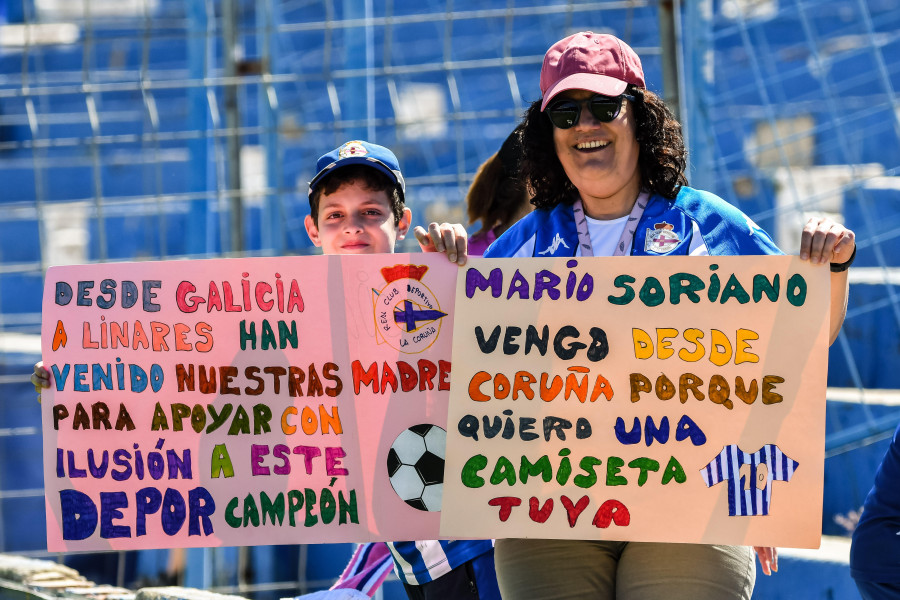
(1, 0, 899, 597)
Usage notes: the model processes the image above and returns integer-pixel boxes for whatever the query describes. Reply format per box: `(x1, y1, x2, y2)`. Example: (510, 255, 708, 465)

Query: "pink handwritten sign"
(41, 254, 458, 551)
(441, 255, 830, 548)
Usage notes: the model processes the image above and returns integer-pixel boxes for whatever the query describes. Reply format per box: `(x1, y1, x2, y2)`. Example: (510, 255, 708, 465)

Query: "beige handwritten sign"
(440, 255, 829, 548)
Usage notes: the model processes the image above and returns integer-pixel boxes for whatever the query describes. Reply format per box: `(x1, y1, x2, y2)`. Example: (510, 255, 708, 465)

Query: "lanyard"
(572, 192, 649, 257)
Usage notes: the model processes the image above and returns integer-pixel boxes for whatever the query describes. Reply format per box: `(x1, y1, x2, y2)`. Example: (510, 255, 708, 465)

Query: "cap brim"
(308, 156, 404, 199)
(541, 74, 629, 111)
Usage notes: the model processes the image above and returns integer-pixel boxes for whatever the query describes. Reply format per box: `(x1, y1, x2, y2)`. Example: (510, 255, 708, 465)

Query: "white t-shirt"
(585, 214, 629, 257)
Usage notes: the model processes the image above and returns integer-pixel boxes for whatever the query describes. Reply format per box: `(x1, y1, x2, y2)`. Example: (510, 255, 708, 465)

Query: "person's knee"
(618, 543, 754, 600)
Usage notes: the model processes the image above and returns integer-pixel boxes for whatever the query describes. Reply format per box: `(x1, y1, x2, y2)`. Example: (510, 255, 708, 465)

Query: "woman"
(484, 31, 855, 600)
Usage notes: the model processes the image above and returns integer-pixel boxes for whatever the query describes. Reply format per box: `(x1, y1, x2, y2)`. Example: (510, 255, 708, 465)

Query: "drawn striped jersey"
(701, 444, 798, 516)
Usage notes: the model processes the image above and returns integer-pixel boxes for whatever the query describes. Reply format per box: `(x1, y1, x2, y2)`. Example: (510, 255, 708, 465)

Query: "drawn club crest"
(644, 221, 681, 254)
(372, 264, 447, 353)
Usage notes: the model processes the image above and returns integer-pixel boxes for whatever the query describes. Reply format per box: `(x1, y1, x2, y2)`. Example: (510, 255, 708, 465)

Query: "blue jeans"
(856, 579, 900, 600)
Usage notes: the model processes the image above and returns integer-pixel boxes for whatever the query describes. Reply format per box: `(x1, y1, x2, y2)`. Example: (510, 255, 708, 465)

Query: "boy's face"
(304, 180, 412, 255)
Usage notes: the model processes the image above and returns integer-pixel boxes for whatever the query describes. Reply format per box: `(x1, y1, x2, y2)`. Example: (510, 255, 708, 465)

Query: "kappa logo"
(538, 233, 570, 255)
(644, 222, 681, 254)
(745, 215, 764, 237)
(372, 264, 447, 354)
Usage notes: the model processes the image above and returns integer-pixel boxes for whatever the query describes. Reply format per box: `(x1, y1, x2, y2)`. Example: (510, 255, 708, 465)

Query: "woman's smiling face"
(551, 89, 642, 218)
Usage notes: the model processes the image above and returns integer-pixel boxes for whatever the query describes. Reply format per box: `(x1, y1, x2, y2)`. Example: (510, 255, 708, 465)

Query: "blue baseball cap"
(308, 140, 406, 200)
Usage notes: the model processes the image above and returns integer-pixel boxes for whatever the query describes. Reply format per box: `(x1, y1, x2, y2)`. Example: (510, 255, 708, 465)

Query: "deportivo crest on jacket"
(645, 221, 681, 254)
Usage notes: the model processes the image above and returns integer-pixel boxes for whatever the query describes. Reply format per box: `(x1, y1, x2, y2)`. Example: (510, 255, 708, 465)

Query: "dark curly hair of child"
(466, 124, 531, 240)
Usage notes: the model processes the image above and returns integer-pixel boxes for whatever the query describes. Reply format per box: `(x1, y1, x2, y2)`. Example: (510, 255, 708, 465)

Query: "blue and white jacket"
(851, 422, 900, 583)
(387, 539, 494, 585)
(484, 187, 782, 258)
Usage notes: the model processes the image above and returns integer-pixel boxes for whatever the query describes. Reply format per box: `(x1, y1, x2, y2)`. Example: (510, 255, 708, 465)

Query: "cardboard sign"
(41, 254, 460, 551)
(41, 254, 829, 551)
(440, 256, 829, 548)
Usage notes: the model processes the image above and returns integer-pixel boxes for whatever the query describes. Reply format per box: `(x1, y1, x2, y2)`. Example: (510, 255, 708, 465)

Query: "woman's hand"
(798, 216, 856, 345)
(414, 222, 468, 266)
(31, 361, 50, 404)
(799, 216, 855, 266)
(754, 546, 778, 576)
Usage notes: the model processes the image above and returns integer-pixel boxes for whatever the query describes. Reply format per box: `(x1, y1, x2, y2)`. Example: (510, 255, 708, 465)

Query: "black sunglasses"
(545, 93, 636, 129)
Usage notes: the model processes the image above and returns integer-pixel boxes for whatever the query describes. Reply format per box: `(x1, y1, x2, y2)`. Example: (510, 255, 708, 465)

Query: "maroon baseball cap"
(540, 31, 645, 111)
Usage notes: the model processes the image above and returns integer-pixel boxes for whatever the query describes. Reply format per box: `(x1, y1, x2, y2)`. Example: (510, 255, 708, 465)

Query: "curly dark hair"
(519, 86, 687, 210)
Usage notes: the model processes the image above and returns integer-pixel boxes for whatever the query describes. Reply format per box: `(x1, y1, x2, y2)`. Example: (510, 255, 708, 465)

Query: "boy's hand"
(31, 361, 50, 404)
(799, 216, 855, 265)
(414, 222, 468, 266)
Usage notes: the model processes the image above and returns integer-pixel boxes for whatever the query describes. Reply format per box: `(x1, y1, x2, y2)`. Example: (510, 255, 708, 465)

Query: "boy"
(304, 140, 467, 262)
(304, 140, 499, 600)
(34, 140, 500, 600)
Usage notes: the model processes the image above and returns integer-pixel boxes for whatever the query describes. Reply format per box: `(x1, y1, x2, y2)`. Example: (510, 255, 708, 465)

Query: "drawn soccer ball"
(387, 424, 446, 511)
